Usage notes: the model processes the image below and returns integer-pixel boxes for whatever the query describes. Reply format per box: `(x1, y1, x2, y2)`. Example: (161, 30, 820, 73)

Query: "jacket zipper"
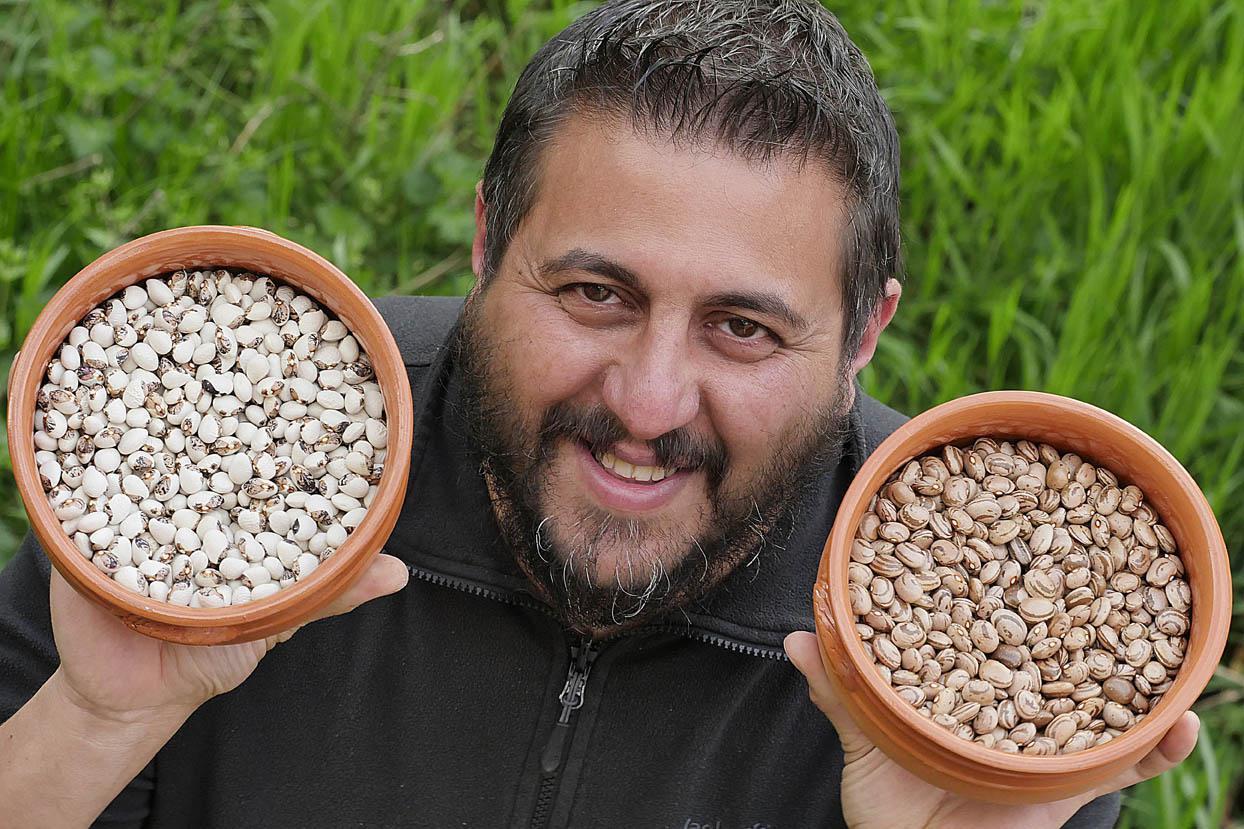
(406, 564, 787, 826)
(405, 564, 789, 661)
(528, 636, 599, 829)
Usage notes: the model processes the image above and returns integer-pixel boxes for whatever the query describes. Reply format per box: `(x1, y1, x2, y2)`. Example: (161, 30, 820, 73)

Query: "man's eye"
(720, 316, 768, 340)
(575, 284, 618, 303)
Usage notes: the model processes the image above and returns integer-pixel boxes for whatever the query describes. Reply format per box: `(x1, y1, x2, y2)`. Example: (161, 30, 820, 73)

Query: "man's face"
(460, 113, 858, 635)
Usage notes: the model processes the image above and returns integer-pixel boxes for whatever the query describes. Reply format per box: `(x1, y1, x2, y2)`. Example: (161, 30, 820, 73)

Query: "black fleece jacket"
(0, 296, 1121, 828)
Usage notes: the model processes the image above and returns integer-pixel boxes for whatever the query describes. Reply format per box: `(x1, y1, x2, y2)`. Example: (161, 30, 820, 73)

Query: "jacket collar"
(386, 319, 871, 656)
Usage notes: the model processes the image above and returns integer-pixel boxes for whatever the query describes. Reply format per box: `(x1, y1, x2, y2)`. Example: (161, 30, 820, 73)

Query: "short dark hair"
(480, 0, 902, 355)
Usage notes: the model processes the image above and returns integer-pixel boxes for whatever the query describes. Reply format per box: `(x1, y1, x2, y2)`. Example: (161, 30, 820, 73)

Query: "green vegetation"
(1, 1, 1240, 823)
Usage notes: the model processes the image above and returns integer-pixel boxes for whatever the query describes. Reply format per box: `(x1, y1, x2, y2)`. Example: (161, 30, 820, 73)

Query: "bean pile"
(850, 438, 1190, 755)
(33, 269, 387, 608)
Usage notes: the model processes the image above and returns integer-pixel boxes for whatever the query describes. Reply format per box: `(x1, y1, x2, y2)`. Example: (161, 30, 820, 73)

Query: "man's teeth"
(594, 450, 672, 482)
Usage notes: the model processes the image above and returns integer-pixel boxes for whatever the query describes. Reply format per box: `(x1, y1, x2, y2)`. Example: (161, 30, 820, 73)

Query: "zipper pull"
(539, 638, 598, 773)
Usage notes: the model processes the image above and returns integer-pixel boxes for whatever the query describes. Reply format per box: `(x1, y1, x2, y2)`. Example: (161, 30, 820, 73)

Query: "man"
(0, 1, 1197, 826)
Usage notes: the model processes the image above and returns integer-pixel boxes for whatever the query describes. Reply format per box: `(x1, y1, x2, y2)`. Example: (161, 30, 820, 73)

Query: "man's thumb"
(313, 552, 410, 621)
(784, 630, 874, 762)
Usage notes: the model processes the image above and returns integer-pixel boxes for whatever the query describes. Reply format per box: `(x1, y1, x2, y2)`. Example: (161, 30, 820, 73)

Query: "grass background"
(1, 0, 1241, 823)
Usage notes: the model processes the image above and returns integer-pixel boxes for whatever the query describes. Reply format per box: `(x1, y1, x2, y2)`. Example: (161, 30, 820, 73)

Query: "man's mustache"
(537, 401, 728, 487)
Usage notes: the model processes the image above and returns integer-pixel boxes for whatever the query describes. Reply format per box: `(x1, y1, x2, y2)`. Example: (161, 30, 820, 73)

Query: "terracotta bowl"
(814, 391, 1230, 803)
(7, 226, 414, 645)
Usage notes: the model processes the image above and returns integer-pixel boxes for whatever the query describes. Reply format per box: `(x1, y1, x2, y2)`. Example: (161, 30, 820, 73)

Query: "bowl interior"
(9, 226, 413, 638)
(820, 391, 1231, 772)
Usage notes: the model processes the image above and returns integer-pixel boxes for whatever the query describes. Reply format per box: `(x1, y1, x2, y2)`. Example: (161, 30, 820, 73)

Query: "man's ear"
(470, 180, 487, 293)
(849, 278, 902, 375)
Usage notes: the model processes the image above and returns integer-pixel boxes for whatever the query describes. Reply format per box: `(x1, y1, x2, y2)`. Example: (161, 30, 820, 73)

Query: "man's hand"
(51, 552, 410, 723)
(785, 631, 1200, 829)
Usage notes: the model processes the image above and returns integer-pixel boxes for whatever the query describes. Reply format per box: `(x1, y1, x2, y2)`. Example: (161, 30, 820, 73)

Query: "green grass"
(1, 0, 1241, 824)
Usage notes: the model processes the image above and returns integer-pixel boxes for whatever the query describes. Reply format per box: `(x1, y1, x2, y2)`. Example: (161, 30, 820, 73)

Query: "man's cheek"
(514, 319, 620, 400)
(521, 364, 601, 425)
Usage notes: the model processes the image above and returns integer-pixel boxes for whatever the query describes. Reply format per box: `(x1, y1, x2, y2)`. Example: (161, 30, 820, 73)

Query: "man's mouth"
(591, 448, 675, 483)
(573, 440, 691, 513)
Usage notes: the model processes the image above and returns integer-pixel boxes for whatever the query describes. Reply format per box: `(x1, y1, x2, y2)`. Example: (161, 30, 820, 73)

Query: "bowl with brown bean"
(813, 391, 1229, 804)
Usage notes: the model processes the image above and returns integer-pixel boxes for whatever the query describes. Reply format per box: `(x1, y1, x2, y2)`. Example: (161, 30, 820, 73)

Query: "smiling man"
(460, 109, 863, 635)
(0, 1, 1198, 827)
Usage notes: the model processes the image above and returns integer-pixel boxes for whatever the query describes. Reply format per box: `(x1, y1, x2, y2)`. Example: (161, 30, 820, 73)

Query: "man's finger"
(308, 552, 410, 622)
(784, 630, 874, 762)
(1088, 711, 1200, 798)
(264, 625, 302, 652)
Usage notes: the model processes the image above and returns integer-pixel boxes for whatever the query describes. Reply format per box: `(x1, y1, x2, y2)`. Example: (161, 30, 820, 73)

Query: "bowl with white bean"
(813, 391, 1230, 804)
(7, 226, 413, 645)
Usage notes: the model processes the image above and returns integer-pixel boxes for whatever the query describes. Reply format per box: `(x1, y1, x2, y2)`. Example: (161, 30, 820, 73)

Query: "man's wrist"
(46, 670, 195, 740)
(0, 670, 194, 827)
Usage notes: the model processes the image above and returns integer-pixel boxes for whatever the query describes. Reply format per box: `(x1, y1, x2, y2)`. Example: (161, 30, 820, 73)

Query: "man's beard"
(455, 294, 853, 636)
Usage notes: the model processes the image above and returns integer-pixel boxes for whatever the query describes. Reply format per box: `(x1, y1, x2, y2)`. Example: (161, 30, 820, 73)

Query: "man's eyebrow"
(537, 248, 642, 291)
(704, 290, 811, 334)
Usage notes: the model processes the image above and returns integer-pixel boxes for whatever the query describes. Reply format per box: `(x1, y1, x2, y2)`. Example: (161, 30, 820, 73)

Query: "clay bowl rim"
(815, 389, 1230, 774)
(7, 225, 414, 635)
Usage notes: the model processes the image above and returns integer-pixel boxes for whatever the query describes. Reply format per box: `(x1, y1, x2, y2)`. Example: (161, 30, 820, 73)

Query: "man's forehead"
(517, 112, 849, 324)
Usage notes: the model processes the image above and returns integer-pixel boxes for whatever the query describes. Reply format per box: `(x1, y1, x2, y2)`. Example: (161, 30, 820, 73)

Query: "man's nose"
(601, 330, 700, 441)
